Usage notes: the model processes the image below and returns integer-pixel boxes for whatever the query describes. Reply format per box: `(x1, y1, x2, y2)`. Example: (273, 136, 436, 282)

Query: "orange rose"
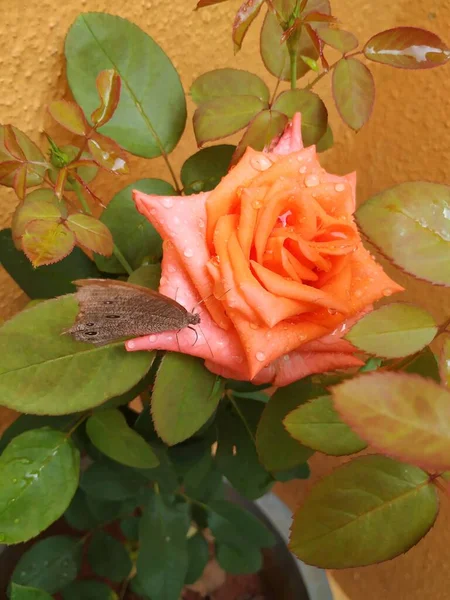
(126, 114, 403, 386)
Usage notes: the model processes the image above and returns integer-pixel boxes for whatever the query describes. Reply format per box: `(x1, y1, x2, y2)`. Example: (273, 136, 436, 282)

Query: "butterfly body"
(66, 279, 200, 345)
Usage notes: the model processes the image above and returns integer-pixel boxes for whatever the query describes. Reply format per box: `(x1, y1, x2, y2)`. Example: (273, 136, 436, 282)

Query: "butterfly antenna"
(191, 288, 232, 315)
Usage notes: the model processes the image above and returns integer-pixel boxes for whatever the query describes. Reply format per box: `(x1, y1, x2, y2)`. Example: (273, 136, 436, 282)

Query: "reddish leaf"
(303, 12, 337, 23)
(12, 189, 62, 247)
(232, 109, 288, 163)
(332, 57, 375, 131)
(88, 136, 129, 174)
(0, 160, 21, 183)
(233, 0, 265, 52)
(317, 27, 358, 53)
(13, 165, 27, 201)
(196, 0, 229, 7)
(48, 100, 88, 136)
(0, 125, 47, 188)
(332, 372, 450, 471)
(66, 214, 113, 256)
(22, 220, 75, 267)
(305, 24, 328, 69)
(3, 125, 26, 160)
(440, 336, 450, 388)
(91, 69, 121, 127)
(364, 27, 450, 69)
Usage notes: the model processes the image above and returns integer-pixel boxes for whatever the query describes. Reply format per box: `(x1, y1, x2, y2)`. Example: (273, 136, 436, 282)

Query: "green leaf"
(332, 372, 450, 471)
(11, 536, 82, 593)
(359, 357, 383, 372)
(120, 515, 141, 541)
(0, 429, 79, 544)
(232, 0, 265, 52)
(346, 303, 438, 358)
(12, 189, 62, 247)
(317, 27, 358, 53)
(96, 366, 156, 411)
(0, 228, 103, 298)
(273, 462, 310, 482)
(85, 494, 138, 523)
(193, 96, 267, 146)
(332, 57, 375, 131)
(88, 531, 132, 582)
(48, 100, 87, 136)
(216, 541, 262, 574)
(152, 354, 224, 445)
(181, 145, 235, 195)
(86, 409, 159, 468)
(80, 460, 145, 501)
(256, 379, 318, 472)
(62, 580, 118, 600)
(216, 400, 273, 499)
(10, 584, 53, 600)
(128, 264, 161, 290)
(232, 110, 288, 163)
(209, 500, 275, 548)
(0, 295, 154, 414)
(316, 124, 333, 152)
(441, 336, 450, 388)
(0, 126, 47, 188)
(273, 89, 328, 146)
(289, 455, 438, 568)
(64, 488, 100, 531)
(356, 182, 450, 286)
(0, 414, 78, 454)
(95, 179, 174, 273)
(65, 13, 186, 158)
(22, 221, 75, 268)
(191, 68, 269, 104)
(364, 27, 450, 69)
(284, 395, 367, 456)
(405, 347, 440, 381)
(91, 69, 121, 127)
(66, 214, 113, 256)
(185, 533, 210, 584)
(137, 494, 189, 600)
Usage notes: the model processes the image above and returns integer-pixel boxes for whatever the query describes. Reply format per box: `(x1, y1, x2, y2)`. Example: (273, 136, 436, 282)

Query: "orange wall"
(1, 1, 449, 598)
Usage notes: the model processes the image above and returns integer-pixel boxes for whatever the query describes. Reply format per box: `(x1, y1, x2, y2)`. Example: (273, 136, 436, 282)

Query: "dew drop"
(305, 174, 320, 187)
(250, 155, 272, 171)
(12, 478, 17, 484)
(249, 323, 259, 330)
(383, 288, 393, 297)
(335, 183, 345, 192)
(162, 197, 174, 208)
(198, 218, 205, 228)
(148, 335, 157, 343)
(14, 518, 19, 524)
(327, 308, 338, 315)
(183, 248, 194, 258)
(299, 165, 307, 174)
(354, 289, 363, 298)
(297, 333, 307, 342)
(150, 208, 157, 215)
(20, 571, 27, 577)
(255, 351, 266, 362)
(283, 354, 290, 362)
(252, 199, 262, 209)
(127, 341, 135, 350)
(165, 536, 171, 542)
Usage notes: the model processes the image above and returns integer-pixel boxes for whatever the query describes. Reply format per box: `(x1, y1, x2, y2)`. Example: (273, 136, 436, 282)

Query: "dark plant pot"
(0, 490, 331, 600)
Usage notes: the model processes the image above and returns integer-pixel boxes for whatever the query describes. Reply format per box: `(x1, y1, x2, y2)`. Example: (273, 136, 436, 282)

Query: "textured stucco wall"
(0, 1, 449, 598)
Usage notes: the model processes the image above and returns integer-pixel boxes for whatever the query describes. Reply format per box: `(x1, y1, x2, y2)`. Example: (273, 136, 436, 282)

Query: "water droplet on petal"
(383, 288, 393, 297)
(354, 289, 363, 298)
(256, 351, 266, 362)
(305, 174, 320, 187)
(250, 156, 272, 172)
(249, 323, 259, 330)
(148, 335, 157, 343)
(299, 165, 307, 174)
(173, 216, 180, 226)
(327, 308, 338, 315)
(168, 265, 176, 273)
(183, 248, 194, 258)
(283, 354, 290, 362)
(127, 341, 135, 350)
(335, 183, 345, 192)
(150, 208, 157, 215)
(162, 197, 174, 208)
(198, 218, 205, 228)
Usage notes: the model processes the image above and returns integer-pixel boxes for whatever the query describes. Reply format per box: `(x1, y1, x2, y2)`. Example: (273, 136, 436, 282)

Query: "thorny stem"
(72, 177, 134, 275)
(305, 50, 363, 91)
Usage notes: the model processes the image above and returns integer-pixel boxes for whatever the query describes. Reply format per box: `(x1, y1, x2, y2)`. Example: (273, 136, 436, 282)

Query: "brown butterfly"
(65, 279, 200, 346)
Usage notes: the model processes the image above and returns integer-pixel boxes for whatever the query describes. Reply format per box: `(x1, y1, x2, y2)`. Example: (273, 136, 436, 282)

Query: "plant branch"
(229, 395, 256, 444)
(112, 243, 134, 276)
(290, 51, 298, 90)
(178, 491, 209, 512)
(270, 76, 282, 105)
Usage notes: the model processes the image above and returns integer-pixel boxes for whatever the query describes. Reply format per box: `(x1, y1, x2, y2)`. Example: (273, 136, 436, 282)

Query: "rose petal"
(271, 112, 304, 155)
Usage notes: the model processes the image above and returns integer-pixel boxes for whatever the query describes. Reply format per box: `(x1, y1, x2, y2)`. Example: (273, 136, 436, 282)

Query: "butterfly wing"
(66, 279, 192, 345)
